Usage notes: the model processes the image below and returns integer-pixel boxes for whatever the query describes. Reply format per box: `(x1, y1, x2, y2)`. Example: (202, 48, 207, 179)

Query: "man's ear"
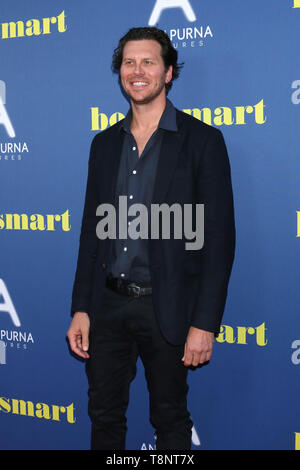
(165, 65, 173, 84)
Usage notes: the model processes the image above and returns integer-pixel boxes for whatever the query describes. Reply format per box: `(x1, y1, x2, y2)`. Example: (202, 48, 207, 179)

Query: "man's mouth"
(131, 81, 149, 87)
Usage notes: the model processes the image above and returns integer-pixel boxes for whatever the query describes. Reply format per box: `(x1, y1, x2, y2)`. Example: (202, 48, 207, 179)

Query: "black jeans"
(86, 286, 193, 450)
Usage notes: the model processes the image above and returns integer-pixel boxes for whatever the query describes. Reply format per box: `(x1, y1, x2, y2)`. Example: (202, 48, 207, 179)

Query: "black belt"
(106, 275, 152, 298)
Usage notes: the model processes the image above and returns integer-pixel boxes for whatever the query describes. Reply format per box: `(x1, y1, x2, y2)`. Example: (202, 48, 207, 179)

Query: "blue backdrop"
(1, 0, 299, 450)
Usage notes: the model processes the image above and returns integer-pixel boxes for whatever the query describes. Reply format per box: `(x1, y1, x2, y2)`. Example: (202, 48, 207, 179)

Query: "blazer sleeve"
(70, 136, 100, 316)
(190, 128, 235, 334)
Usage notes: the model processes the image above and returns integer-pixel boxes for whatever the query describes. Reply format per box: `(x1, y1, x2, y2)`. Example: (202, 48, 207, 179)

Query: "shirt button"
(132, 146, 136, 151)
(132, 170, 137, 174)
(123, 247, 127, 251)
(120, 273, 125, 277)
(129, 195, 133, 199)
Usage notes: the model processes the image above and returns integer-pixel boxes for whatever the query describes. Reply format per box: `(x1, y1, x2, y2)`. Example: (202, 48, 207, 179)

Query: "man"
(67, 27, 235, 450)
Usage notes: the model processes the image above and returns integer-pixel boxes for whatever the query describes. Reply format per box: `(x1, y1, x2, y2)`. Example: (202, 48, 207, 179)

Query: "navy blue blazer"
(71, 108, 235, 345)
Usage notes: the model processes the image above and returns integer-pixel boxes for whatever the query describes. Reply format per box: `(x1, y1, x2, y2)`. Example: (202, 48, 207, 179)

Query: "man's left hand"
(182, 326, 214, 367)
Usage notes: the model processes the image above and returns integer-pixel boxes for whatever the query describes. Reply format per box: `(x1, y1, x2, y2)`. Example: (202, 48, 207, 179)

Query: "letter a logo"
(148, 0, 196, 26)
(0, 279, 21, 327)
(0, 81, 16, 138)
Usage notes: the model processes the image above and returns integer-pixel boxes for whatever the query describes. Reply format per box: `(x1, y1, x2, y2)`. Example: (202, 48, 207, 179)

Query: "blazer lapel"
(152, 113, 186, 204)
(100, 123, 125, 205)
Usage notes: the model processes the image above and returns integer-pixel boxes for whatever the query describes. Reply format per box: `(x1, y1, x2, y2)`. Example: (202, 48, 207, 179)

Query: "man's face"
(120, 39, 172, 105)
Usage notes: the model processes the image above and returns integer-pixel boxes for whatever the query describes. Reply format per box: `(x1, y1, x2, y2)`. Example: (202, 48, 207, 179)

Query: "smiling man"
(120, 38, 172, 104)
(67, 27, 235, 450)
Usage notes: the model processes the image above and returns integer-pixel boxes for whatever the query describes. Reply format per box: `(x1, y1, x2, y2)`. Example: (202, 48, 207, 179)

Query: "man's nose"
(133, 62, 145, 75)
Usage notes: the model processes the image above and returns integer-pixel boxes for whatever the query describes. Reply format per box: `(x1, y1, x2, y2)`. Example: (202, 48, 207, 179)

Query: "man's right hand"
(67, 312, 90, 359)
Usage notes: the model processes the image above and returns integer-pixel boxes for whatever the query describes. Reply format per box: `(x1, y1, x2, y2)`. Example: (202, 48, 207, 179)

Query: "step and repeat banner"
(1, 0, 299, 450)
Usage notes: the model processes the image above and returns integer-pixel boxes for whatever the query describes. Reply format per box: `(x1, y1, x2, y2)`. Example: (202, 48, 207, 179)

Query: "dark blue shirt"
(108, 98, 178, 283)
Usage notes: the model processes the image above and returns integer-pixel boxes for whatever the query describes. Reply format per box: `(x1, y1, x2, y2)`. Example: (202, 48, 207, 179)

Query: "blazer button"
(102, 263, 107, 269)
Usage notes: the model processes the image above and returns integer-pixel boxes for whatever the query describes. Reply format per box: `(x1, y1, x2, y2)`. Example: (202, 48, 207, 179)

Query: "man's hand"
(67, 312, 90, 359)
(182, 326, 214, 367)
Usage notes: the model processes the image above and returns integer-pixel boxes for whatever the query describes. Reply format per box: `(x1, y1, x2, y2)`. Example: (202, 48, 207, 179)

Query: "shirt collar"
(119, 98, 178, 134)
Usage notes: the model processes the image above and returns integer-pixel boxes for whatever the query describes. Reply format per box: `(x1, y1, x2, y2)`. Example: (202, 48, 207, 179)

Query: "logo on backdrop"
(148, 0, 213, 49)
(90, 99, 267, 132)
(0, 81, 15, 138)
(291, 80, 300, 104)
(0, 279, 21, 327)
(296, 211, 300, 237)
(0, 396, 76, 424)
(293, 0, 300, 8)
(149, 0, 196, 25)
(0, 279, 34, 365)
(216, 322, 268, 347)
(0, 10, 67, 40)
(296, 433, 300, 450)
(0, 210, 71, 232)
(0, 80, 30, 161)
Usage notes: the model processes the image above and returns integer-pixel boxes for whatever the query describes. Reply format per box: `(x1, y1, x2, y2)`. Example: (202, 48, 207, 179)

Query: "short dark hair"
(112, 27, 184, 94)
